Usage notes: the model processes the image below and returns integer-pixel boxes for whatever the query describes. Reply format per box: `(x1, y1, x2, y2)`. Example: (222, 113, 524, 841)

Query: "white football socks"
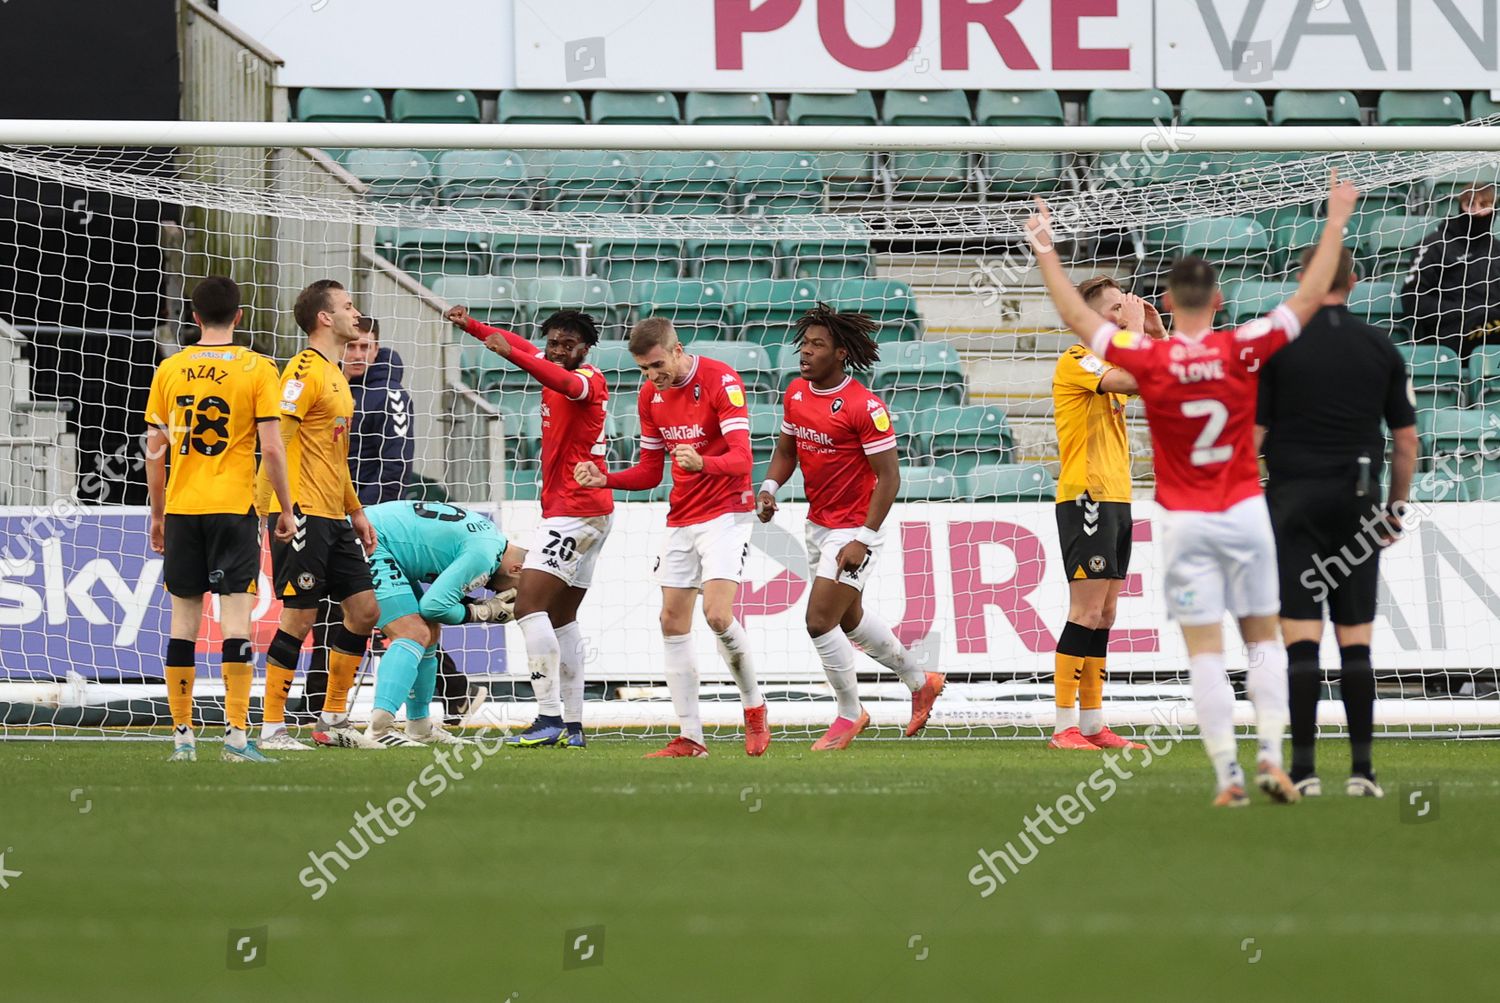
(1245, 639, 1289, 769)
(812, 628, 862, 720)
(369, 707, 396, 736)
(1079, 708, 1105, 735)
(848, 612, 926, 691)
(662, 633, 704, 745)
(1054, 706, 1080, 733)
(224, 726, 246, 750)
(1189, 651, 1243, 789)
(556, 621, 586, 725)
(174, 724, 195, 746)
(518, 611, 563, 718)
(713, 618, 763, 709)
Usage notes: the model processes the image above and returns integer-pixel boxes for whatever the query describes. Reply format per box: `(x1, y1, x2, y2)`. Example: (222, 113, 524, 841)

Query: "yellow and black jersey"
(144, 344, 281, 515)
(1052, 344, 1132, 504)
(255, 347, 360, 519)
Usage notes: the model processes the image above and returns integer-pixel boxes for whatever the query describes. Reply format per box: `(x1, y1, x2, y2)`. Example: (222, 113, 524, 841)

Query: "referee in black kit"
(1256, 246, 1418, 799)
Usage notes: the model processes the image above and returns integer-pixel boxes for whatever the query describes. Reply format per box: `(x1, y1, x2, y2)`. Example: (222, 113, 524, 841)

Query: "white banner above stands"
(1156, 0, 1500, 90)
(513, 0, 1153, 91)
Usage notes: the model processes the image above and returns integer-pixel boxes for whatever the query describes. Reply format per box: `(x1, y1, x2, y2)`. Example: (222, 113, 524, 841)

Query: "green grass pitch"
(1, 736, 1496, 1001)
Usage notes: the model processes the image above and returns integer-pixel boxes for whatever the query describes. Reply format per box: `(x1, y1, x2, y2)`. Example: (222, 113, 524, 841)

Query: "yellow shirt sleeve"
(278, 356, 323, 422)
(256, 356, 283, 421)
(1056, 348, 1110, 394)
(144, 366, 168, 430)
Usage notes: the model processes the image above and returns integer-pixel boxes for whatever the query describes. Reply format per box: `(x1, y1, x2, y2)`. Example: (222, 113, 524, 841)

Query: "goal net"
(1, 123, 1498, 740)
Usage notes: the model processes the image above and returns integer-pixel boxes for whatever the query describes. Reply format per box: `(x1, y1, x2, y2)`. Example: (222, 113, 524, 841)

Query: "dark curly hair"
(793, 302, 881, 372)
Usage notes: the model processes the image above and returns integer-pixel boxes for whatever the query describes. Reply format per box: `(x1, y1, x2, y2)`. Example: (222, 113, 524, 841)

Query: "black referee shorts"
(267, 508, 374, 609)
(1056, 496, 1132, 582)
(163, 511, 261, 598)
(1267, 477, 1384, 625)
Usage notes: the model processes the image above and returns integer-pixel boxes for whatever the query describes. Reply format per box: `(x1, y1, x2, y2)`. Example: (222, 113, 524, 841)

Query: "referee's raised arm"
(1283, 171, 1362, 328)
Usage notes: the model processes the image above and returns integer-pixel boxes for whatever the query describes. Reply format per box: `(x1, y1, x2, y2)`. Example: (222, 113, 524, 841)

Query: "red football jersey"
(498, 339, 613, 519)
(1090, 304, 1300, 513)
(782, 375, 897, 529)
(637, 355, 753, 527)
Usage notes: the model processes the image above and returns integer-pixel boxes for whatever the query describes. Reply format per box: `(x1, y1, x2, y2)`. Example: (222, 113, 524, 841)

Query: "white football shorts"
(523, 514, 614, 589)
(1159, 494, 1280, 626)
(653, 512, 754, 590)
(805, 521, 882, 592)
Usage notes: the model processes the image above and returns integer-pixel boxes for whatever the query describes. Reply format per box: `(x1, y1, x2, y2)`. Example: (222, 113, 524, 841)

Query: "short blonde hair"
(628, 317, 678, 356)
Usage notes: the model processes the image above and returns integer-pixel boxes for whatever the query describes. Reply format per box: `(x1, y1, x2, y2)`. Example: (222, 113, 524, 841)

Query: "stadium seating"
(1473, 91, 1500, 120)
(831, 278, 922, 341)
(685, 231, 779, 284)
(1179, 90, 1269, 126)
(296, 87, 385, 122)
(884, 90, 973, 196)
(1271, 90, 1361, 126)
(895, 464, 963, 501)
(689, 340, 776, 396)
(871, 341, 965, 430)
(1348, 279, 1403, 334)
(730, 278, 821, 347)
(391, 89, 479, 124)
(591, 91, 681, 125)
(1378, 90, 1465, 126)
(684, 91, 774, 126)
(1426, 407, 1500, 476)
(638, 153, 734, 214)
(776, 239, 872, 281)
(1085, 88, 1172, 126)
(388, 228, 489, 286)
(975, 89, 1066, 195)
(1427, 165, 1500, 216)
(1468, 345, 1500, 406)
(969, 462, 1056, 501)
(1361, 215, 1430, 277)
(498, 90, 585, 124)
(727, 152, 826, 214)
(342, 149, 433, 201)
(918, 405, 1016, 475)
(786, 91, 879, 198)
(526, 276, 627, 335)
(1177, 216, 1271, 284)
(431, 275, 526, 330)
(746, 401, 783, 466)
(490, 234, 577, 279)
(635, 279, 729, 340)
(1402, 344, 1464, 412)
(536, 150, 638, 213)
(588, 340, 643, 419)
(1407, 467, 1471, 502)
(433, 150, 531, 208)
(594, 238, 684, 297)
(1223, 279, 1298, 325)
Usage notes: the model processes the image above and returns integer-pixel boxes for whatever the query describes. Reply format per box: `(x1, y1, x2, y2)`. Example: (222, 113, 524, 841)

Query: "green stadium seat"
(591, 90, 680, 125)
(1180, 89, 1268, 126)
(691, 341, 776, 396)
(746, 401, 783, 466)
(870, 341, 965, 427)
(523, 276, 628, 336)
(1468, 345, 1500, 407)
(434, 150, 532, 209)
(391, 89, 480, 124)
(776, 239, 872, 281)
(977, 89, 1063, 125)
(432, 275, 526, 331)
(609, 409, 640, 465)
(895, 465, 963, 502)
(504, 464, 543, 502)
(390, 228, 490, 287)
(773, 343, 805, 387)
(1426, 407, 1500, 479)
(1377, 91, 1464, 126)
(594, 239, 684, 299)
(969, 462, 1056, 501)
(1473, 91, 1500, 120)
(1252, 203, 1316, 244)
(1348, 280, 1403, 334)
(727, 152, 825, 215)
(296, 87, 385, 123)
(535, 151, 638, 213)
(831, 278, 922, 342)
(1085, 88, 1172, 126)
(498, 90, 585, 124)
(787, 91, 879, 198)
(684, 231, 778, 285)
(884, 90, 973, 196)
(1272, 90, 1361, 126)
(1402, 344, 1464, 412)
(1361, 215, 1431, 277)
(974, 90, 1065, 196)
(461, 342, 528, 395)
(1178, 216, 1271, 284)
(918, 405, 1016, 475)
(729, 278, 822, 347)
(342, 149, 433, 201)
(491, 234, 578, 279)
(588, 340, 644, 415)
(490, 388, 542, 423)
(639, 153, 733, 215)
(684, 91, 774, 125)
(1223, 279, 1298, 326)
(636, 279, 729, 340)
(1407, 468, 1471, 502)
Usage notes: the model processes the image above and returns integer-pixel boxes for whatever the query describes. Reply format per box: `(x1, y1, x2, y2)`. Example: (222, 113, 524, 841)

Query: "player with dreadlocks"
(757, 304, 946, 750)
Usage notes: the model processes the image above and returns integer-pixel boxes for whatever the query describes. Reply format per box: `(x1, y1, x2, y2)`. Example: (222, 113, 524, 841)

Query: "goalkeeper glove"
(462, 588, 517, 625)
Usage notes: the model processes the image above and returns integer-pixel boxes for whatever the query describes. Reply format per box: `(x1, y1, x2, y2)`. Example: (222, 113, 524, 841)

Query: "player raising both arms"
(1047, 278, 1163, 752)
(757, 305, 945, 750)
(255, 279, 381, 751)
(145, 276, 296, 763)
(1026, 170, 1359, 806)
(446, 305, 612, 749)
(575, 318, 769, 758)
(361, 500, 526, 747)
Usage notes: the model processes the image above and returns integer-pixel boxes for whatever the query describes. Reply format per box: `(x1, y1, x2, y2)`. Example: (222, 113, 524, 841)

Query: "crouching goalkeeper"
(362, 500, 525, 747)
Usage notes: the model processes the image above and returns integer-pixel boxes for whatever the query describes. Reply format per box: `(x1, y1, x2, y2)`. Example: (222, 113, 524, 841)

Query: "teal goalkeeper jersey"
(364, 501, 509, 625)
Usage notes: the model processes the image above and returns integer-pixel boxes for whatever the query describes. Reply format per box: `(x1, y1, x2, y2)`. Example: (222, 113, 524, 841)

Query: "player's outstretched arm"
(1024, 198, 1109, 344)
(446, 305, 588, 400)
(256, 420, 297, 542)
(1284, 170, 1360, 326)
(757, 432, 798, 522)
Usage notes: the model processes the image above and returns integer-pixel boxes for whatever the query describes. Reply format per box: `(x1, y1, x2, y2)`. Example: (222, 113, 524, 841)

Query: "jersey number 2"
(1181, 399, 1231, 467)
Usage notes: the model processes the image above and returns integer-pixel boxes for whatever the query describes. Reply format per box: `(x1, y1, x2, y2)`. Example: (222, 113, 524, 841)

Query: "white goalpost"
(1, 120, 1498, 738)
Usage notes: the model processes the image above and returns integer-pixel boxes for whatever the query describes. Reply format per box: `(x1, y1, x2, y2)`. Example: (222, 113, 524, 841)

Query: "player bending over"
(1048, 278, 1164, 751)
(255, 279, 381, 751)
(360, 501, 525, 747)
(757, 305, 945, 750)
(145, 276, 296, 763)
(447, 305, 612, 749)
(1025, 170, 1359, 806)
(575, 318, 769, 759)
